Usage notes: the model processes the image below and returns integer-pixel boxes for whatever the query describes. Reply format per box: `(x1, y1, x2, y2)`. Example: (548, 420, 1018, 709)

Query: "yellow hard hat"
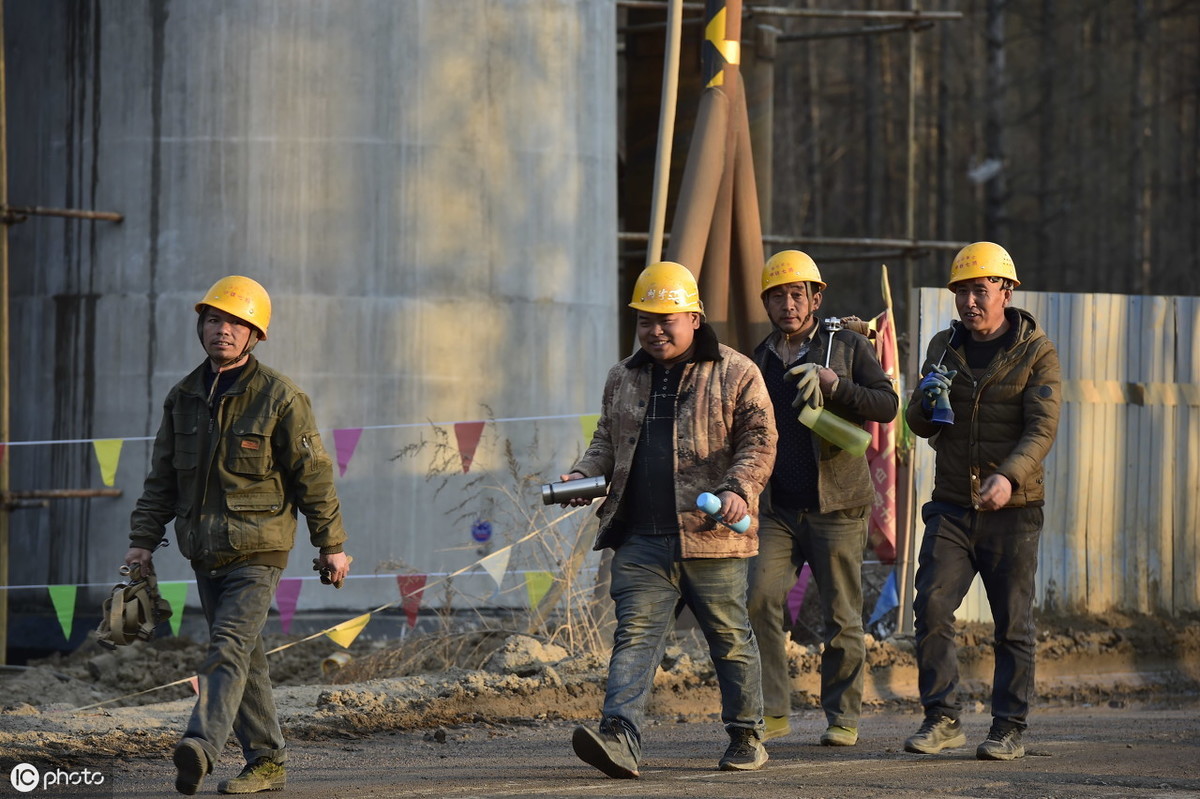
(762, 250, 826, 295)
(947, 242, 1020, 289)
(195, 276, 272, 340)
(628, 261, 703, 314)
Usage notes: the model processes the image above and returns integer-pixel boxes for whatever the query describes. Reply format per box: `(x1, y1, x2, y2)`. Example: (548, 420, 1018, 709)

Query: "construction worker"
(560, 261, 777, 777)
(124, 276, 351, 795)
(747, 250, 898, 747)
(903, 242, 1061, 761)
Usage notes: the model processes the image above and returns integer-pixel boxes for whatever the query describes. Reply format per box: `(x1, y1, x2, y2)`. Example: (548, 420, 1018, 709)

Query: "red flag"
(396, 574, 427, 629)
(865, 309, 898, 563)
(454, 421, 485, 473)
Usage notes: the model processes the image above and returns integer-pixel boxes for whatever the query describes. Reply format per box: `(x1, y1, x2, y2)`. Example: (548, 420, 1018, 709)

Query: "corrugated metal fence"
(909, 289, 1200, 619)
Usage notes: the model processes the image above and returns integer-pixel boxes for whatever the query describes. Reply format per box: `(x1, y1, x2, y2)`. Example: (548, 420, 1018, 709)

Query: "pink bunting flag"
(786, 564, 813, 627)
(188, 676, 200, 695)
(332, 428, 364, 477)
(454, 421, 485, 473)
(396, 574, 427, 629)
(275, 578, 303, 634)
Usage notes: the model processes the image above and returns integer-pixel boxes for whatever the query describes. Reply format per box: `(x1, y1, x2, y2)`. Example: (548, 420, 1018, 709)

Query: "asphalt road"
(31, 701, 1200, 799)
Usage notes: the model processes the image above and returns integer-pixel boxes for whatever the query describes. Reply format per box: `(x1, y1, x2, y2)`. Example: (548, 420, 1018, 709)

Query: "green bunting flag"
(48, 585, 78, 641)
(157, 581, 189, 636)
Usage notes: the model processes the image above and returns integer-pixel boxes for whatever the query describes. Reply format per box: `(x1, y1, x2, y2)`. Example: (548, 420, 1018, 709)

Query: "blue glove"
(919, 365, 957, 421)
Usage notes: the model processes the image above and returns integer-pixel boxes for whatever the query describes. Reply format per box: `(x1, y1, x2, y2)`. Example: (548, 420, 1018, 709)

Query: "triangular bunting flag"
(524, 571, 555, 610)
(157, 581, 189, 636)
(48, 585, 77, 641)
(0, 443, 6, 463)
(579, 414, 600, 445)
(478, 547, 512, 590)
(188, 675, 200, 695)
(868, 569, 900, 627)
(454, 421, 486, 473)
(786, 564, 812, 627)
(396, 574, 427, 629)
(275, 578, 303, 634)
(325, 613, 371, 648)
(92, 439, 123, 487)
(332, 428, 364, 478)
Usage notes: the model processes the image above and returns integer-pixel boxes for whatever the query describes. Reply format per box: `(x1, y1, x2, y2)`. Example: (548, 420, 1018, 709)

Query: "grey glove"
(785, 363, 824, 409)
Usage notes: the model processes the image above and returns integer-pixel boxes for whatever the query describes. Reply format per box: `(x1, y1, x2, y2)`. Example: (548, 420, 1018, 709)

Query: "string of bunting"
(0, 412, 602, 484)
(68, 504, 590, 712)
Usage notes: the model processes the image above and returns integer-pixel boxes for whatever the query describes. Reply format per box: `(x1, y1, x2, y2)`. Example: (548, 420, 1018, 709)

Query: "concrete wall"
(3, 0, 617, 619)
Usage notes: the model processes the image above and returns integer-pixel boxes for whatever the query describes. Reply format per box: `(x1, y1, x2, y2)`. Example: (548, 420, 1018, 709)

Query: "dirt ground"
(1, 610, 1197, 778)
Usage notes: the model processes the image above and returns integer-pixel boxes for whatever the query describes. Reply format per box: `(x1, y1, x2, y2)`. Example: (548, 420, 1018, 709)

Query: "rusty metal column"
(0, 5, 11, 664)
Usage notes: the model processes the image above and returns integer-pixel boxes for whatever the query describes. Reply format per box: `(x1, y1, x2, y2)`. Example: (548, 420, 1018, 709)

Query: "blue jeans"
(604, 534, 763, 741)
(748, 504, 868, 727)
(185, 563, 286, 768)
(913, 501, 1042, 729)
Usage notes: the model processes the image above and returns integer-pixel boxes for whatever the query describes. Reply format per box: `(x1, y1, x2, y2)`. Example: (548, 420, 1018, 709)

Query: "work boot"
(718, 727, 768, 771)
(217, 758, 286, 794)
(820, 725, 859, 746)
(904, 714, 967, 754)
(173, 738, 209, 796)
(762, 715, 791, 741)
(572, 717, 640, 779)
(976, 722, 1025, 761)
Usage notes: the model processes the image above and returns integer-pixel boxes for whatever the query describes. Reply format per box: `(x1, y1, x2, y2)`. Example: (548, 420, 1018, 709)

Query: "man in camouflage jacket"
(560, 262, 776, 778)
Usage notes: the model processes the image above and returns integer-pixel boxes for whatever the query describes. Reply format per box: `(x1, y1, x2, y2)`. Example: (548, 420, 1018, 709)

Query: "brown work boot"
(217, 758, 286, 794)
(173, 738, 210, 796)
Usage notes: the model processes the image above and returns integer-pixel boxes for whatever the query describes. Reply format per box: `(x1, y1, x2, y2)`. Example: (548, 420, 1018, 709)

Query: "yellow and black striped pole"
(701, 0, 742, 90)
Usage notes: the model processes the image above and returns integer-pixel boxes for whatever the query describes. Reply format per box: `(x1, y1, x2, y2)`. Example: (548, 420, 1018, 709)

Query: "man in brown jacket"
(748, 250, 898, 748)
(903, 243, 1061, 762)
(559, 261, 777, 778)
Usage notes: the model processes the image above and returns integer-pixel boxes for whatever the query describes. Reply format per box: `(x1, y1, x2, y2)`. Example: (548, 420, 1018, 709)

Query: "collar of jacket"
(947, 306, 1034, 350)
(626, 321, 722, 370)
(180, 353, 261, 398)
(752, 324, 820, 361)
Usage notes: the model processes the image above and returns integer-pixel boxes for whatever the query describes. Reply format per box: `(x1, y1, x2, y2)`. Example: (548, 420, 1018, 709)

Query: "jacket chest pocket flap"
(227, 417, 274, 477)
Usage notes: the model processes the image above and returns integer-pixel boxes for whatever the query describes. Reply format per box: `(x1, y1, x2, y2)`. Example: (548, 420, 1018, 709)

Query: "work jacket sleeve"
(570, 363, 620, 479)
(714, 363, 777, 504)
(996, 338, 1062, 490)
(273, 392, 348, 554)
(827, 333, 899, 424)
(129, 396, 180, 551)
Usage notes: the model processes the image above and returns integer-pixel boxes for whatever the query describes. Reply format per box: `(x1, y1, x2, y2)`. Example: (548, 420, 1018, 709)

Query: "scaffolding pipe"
(646, 0, 684, 266)
(0, 204, 124, 223)
(617, 1, 962, 22)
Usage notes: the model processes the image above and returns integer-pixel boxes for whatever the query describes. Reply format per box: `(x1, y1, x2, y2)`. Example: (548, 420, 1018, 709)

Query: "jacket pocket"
(227, 416, 274, 478)
(172, 413, 200, 471)
(173, 503, 196, 559)
(226, 476, 292, 552)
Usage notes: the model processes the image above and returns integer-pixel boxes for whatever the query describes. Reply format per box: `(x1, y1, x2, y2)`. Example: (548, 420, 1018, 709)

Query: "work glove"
(918, 365, 957, 411)
(785, 363, 824, 409)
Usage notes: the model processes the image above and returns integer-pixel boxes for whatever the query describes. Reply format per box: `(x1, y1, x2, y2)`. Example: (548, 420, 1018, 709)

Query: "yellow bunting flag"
(523, 571, 555, 610)
(157, 582, 189, 636)
(325, 613, 371, 649)
(92, 439, 124, 487)
(48, 585, 78, 641)
(579, 414, 600, 446)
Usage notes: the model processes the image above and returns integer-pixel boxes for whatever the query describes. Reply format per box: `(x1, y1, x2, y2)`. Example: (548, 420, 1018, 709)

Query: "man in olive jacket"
(747, 250, 898, 748)
(903, 243, 1060, 762)
(559, 262, 776, 778)
(124, 276, 350, 795)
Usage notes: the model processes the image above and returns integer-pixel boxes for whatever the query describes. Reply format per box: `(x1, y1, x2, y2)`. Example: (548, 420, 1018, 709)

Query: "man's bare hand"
(976, 474, 1013, 511)
(123, 547, 154, 576)
(315, 552, 352, 588)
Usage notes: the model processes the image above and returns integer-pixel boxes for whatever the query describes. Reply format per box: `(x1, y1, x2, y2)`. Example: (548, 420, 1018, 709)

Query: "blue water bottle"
(696, 492, 751, 534)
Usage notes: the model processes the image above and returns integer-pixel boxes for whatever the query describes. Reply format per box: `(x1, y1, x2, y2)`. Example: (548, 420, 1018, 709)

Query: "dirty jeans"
(185, 563, 286, 768)
(747, 504, 868, 728)
(913, 501, 1042, 730)
(603, 534, 763, 744)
